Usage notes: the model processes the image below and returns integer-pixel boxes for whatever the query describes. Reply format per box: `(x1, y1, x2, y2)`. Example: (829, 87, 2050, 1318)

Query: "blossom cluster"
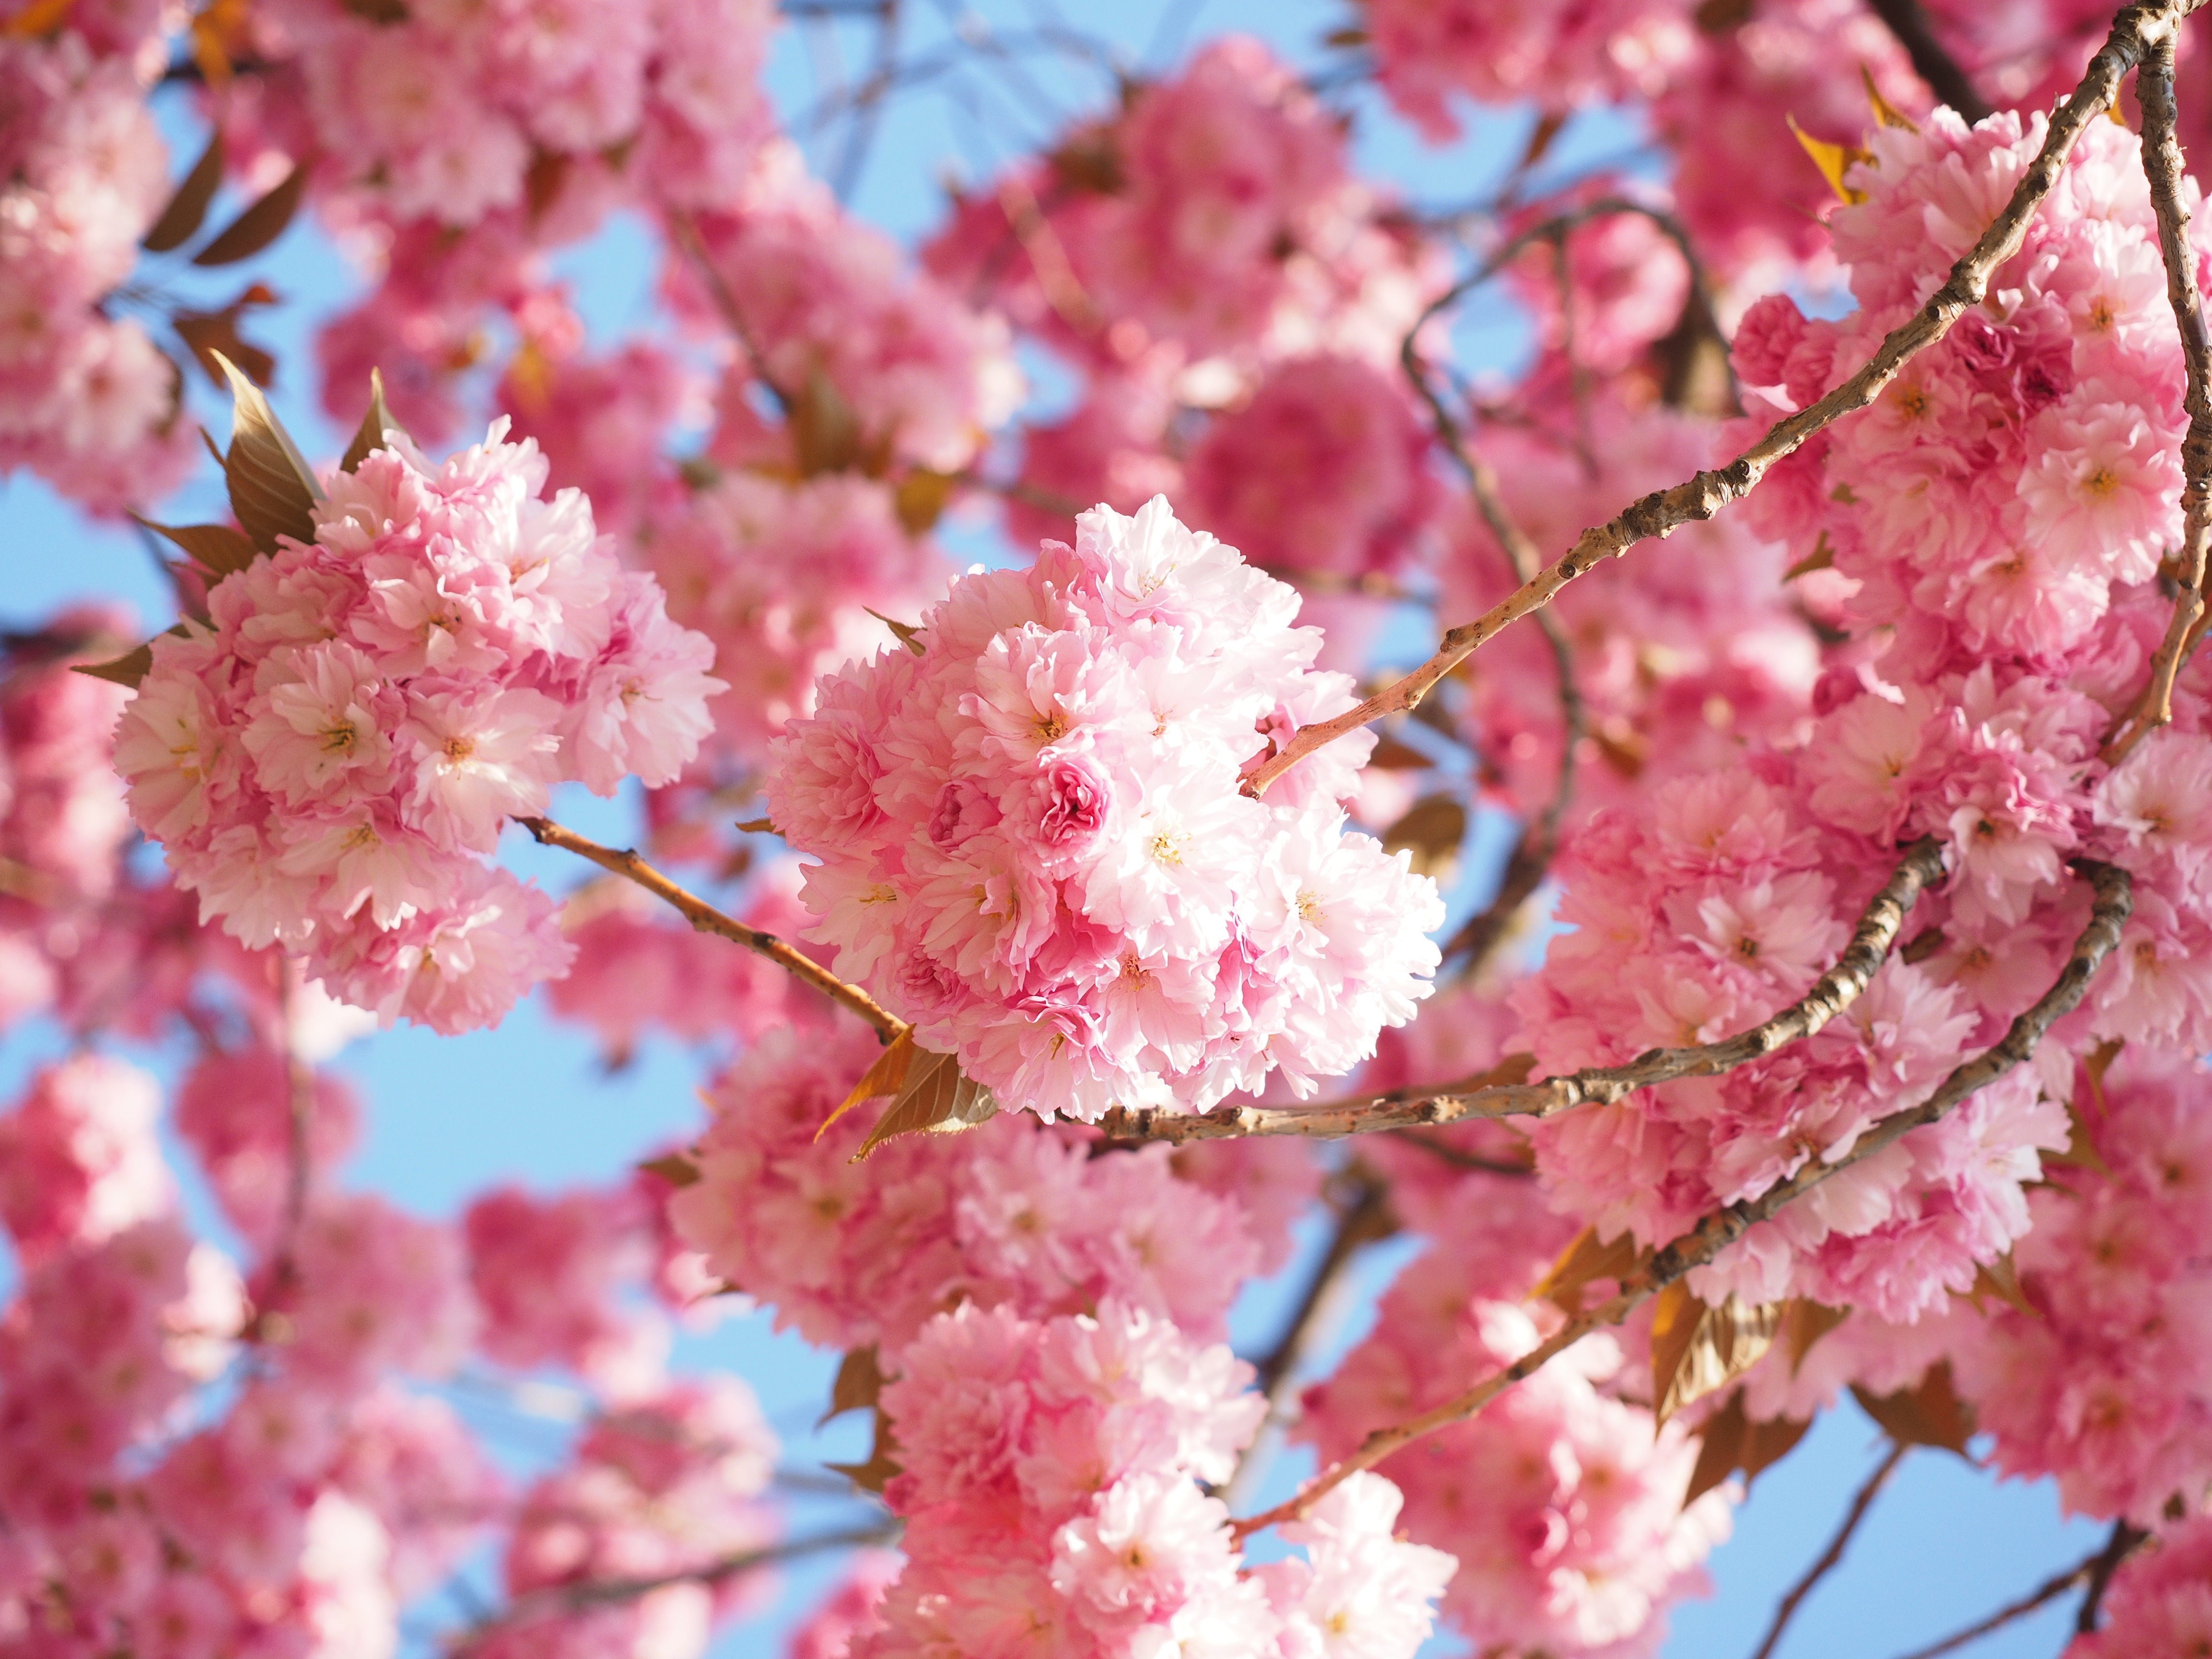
(768, 496, 1443, 1120)
(861, 1298, 1455, 1659)
(114, 421, 721, 1033)
(0, 31, 197, 512)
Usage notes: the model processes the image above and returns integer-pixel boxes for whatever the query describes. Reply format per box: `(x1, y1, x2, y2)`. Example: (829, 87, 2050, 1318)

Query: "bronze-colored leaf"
(1322, 25, 1368, 48)
(818, 1027, 916, 1143)
(524, 147, 569, 224)
(73, 644, 155, 688)
(1463, 1052, 1540, 1091)
(339, 368, 402, 474)
(174, 309, 274, 389)
(854, 1046, 999, 1161)
(192, 160, 309, 266)
(637, 1151, 700, 1188)
(1862, 66, 1919, 133)
(1899, 925, 1945, 964)
(342, 0, 409, 18)
(1518, 108, 1568, 169)
(1787, 116, 1872, 206)
(1382, 794, 1467, 881)
(1364, 734, 1435, 770)
(1852, 1361, 1975, 1456)
(1783, 535, 1836, 579)
(1650, 1282, 1783, 1425)
(1693, 0, 1755, 32)
(1685, 1388, 1813, 1506)
(212, 350, 323, 555)
(143, 128, 227, 253)
(132, 517, 258, 579)
(1779, 1298, 1849, 1373)
(791, 366, 863, 477)
(864, 608, 927, 657)
(826, 1407, 902, 1494)
(894, 469, 958, 536)
(820, 1345, 884, 1426)
(1533, 1224, 1645, 1314)
(1966, 1252, 2038, 1318)
(3, 0, 74, 40)
(733, 817, 779, 836)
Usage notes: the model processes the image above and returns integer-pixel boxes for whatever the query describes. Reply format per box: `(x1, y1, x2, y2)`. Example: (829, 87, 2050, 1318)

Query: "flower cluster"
(862, 1298, 1455, 1659)
(2067, 1512, 2212, 1658)
(768, 497, 1443, 1120)
(0, 32, 197, 512)
(114, 420, 722, 1033)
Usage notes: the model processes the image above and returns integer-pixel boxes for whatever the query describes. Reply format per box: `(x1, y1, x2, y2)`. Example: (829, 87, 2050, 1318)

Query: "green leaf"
(339, 368, 402, 473)
(132, 517, 258, 579)
(143, 128, 227, 253)
(212, 350, 323, 555)
(854, 1046, 998, 1161)
(191, 160, 309, 267)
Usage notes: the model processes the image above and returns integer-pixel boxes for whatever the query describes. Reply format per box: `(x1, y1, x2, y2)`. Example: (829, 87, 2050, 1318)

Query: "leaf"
(1364, 734, 1435, 771)
(1788, 116, 1872, 206)
(637, 1151, 700, 1188)
(339, 368, 402, 473)
(132, 517, 258, 579)
(143, 128, 227, 253)
(865, 608, 927, 658)
(73, 644, 155, 688)
(1533, 1225, 1645, 1314)
(341, 0, 409, 18)
(1693, 0, 1755, 30)
(820, 1345, 884, 1426)
(1382, 795, 1467, 881)
(826, 1407, 902, 1494)
(1852, 1362, 1975, 1456)
(524, 147, 570, 224)
(1685, 1389, 1812, 1506)
(894, 468, 958, 536)
(1779, 1298, 1849, 1374)
(855, 1046, 999, 1161)
(733, 817, 779, 836)
(1784, 534, 1836, 580)
(1650, 1282, 1784, 1425)
(212, 350, 324, 555)
(1966, 1252, 2038, 1318)
(191, 161, 309, 266)
(1322, 25, 1368, 48)
(1862, 65, 1919, 133)
(1517, 108, 1567, 171)
(2, 0, 74, 38)
(174, 307, 275, 390)
(818, 1027, 916, 1142)
(791, 366, 865, 477)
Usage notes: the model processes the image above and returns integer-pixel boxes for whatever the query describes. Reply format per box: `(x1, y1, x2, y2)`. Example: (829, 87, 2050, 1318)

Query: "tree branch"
(2076, 1519, 2151, 1633)
(1864, 0, 1993, 123)
(1100, 838, 1946, 1147)
(2104, 33, 2212, 761)
(518, 817, 907, 1043)
(1239, 0, 2203, 798)
(1228, 861, 2130, 1538)
(1887, 1552, 2103, 1659)
(1750, 1441, 1910, 1659)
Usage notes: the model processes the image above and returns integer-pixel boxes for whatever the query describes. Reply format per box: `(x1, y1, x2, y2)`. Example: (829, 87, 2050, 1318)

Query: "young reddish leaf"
(143, 128, 228, 253)
(1966, 1252, 2038, 1318)
(854, 1046, 998, 1161)
(820, 1345, 884, 1426)
(1779, 1298, 1850, 1374)
(637, 1151, 700, 1189)
(791, 366, 864, 477)
(173, 309, 275, 390)
(864, 608, 927, 657)
(826, 1408, 902, 1494)
(339, 368, 403, 474)
(1533, 1224, 1645, 1314)
(192, 160, 309, 266)
(1852, 1362, 1975, 1457)
(1364, 734, 1435, 770)
(73, 643, 155, 688)
(818, 1027, 916, 1142)
(212, 350, 323, 554)
(1784, 534, 1836, 579)
(131, 517, 258, 579)
(2, 0, 74, 39)
(1651, 1284, 1783, 1425)
(1382, 794, 1467, 880)
(1684, 1388, 1813, 1507)
(893, 468, 958, 535)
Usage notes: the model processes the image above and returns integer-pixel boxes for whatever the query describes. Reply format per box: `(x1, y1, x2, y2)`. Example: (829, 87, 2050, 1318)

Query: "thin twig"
(1241, 2, 2202, 797)
(518, 817, 905, 1043)
(667, 213, 791, 417)
(1750, 1442, 1910, 1659)
(2076, 1520, 2152, 1633)
(1229, 862, 2130, 1537)
(2104, 34, 2212, 761)
(456, 1525, 898, 1643)
(1100, 838, 1946, 1146)
(1885, 1552, 2104, 1659)
(1864, 0, 1994, 123)
(1388, 1130, 1535, 1176)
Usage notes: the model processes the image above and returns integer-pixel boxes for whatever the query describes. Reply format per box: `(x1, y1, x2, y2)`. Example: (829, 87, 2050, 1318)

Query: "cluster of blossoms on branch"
(13, 0, 2212, 1656)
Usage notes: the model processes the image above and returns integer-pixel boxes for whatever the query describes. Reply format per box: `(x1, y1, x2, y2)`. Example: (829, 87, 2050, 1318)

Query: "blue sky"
(0, 3, 2112, 1655)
